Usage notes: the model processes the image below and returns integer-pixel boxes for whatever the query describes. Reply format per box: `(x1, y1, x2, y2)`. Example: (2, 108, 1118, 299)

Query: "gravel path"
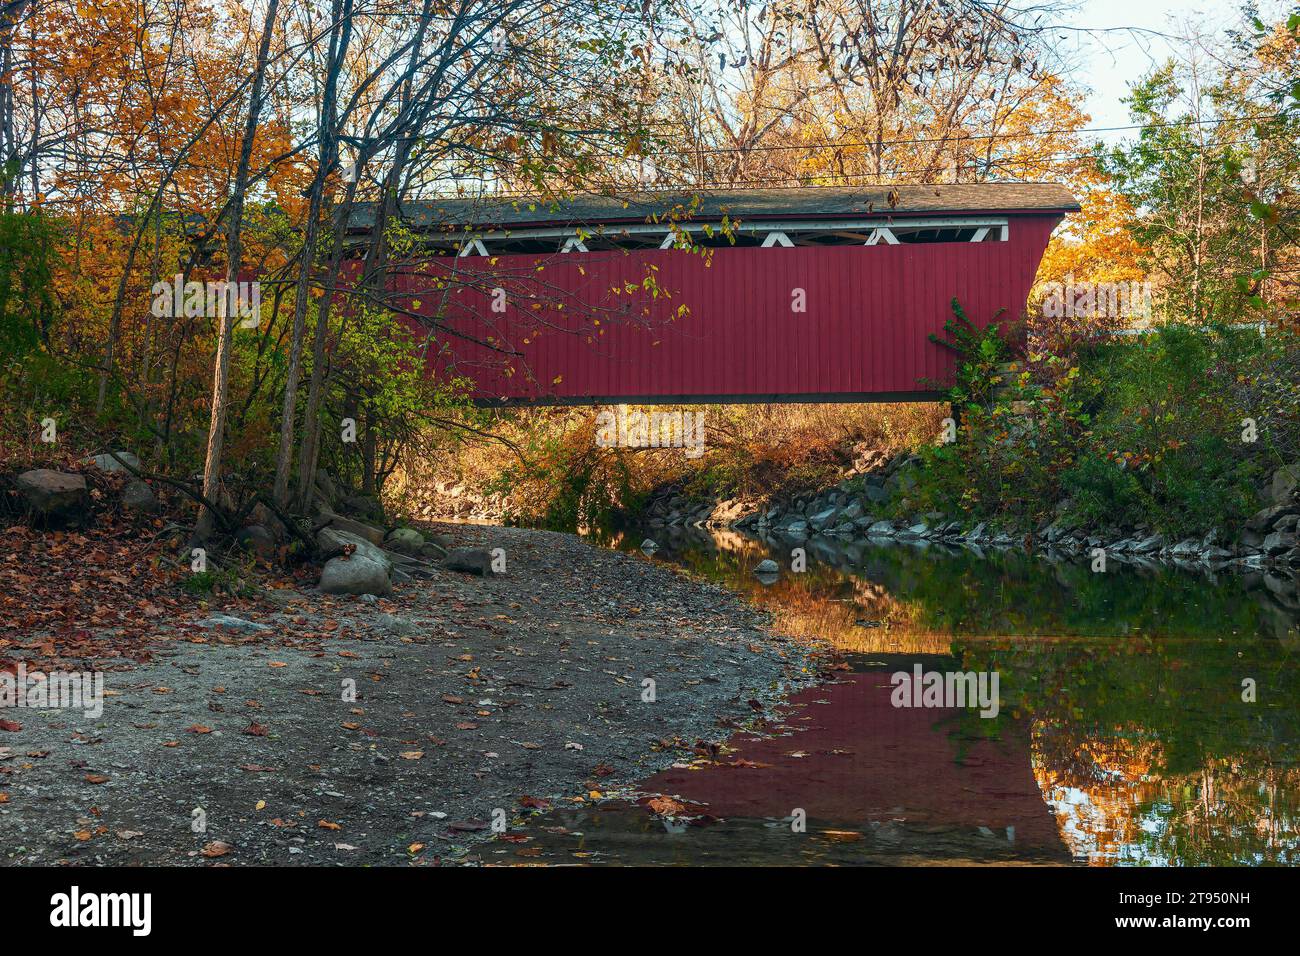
(0, 525, 818, 865)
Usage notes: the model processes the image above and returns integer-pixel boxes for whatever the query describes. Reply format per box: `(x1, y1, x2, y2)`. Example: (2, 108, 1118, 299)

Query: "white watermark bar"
(594, 404, 706, 459)
(890, 664, 1000, 718)
(1, 663, 104, 718)
(150, 274, 261, 328)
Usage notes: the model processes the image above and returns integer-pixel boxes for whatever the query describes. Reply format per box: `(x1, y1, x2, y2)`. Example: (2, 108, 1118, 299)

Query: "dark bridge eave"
(471, 389, 949, 408)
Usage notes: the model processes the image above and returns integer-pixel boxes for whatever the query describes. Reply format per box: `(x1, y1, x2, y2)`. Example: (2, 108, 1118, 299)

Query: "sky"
(1062, 0, 1249, 141)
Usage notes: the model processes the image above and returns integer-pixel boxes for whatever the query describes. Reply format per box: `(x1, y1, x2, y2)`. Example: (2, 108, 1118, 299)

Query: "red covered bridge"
(346, 184, 1078, 405)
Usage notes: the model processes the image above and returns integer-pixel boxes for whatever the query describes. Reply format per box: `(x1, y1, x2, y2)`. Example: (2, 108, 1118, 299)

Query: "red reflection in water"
(641, 660, 1067, 855)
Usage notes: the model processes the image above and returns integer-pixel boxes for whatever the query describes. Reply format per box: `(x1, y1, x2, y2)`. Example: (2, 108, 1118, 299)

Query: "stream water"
(501, 525, 1300, 866)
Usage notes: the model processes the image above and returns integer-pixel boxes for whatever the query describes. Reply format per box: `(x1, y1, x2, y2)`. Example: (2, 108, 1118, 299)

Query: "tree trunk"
(196, 0, 280, 539)
(272, 0, 352, 508)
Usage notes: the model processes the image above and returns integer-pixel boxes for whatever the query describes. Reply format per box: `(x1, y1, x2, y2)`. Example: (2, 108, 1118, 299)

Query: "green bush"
(1061, 450, 1149, 529)
(907, 306, 1286, 539)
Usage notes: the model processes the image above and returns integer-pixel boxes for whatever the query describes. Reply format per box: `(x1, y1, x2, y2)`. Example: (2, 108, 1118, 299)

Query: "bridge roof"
(349, 183, 1079, 233)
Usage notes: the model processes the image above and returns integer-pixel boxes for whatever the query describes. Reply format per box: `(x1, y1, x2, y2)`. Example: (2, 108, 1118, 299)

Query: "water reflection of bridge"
(641, 653, 1072, 864)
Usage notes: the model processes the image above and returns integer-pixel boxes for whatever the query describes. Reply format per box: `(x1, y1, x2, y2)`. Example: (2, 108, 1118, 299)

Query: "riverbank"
(630, 446, 1300, 574)
(0, 524, 820, 865)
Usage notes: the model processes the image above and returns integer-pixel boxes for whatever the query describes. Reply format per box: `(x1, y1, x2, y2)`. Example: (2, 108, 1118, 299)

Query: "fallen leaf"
(84, 774, 110, 784)
(448, 819, 487, 832)
(242, 722, 269, 737)
(645, 796, 687, 817)
(318, 820, 341, 831)
(201, 840, 232, 857)
(399, 751, 424, 760)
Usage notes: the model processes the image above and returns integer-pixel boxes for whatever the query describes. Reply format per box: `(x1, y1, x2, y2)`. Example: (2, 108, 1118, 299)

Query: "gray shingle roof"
(347, 183, 1080, 233)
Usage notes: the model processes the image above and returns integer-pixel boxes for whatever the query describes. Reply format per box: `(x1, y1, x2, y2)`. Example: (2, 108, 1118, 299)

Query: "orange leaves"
(644, 796, 687, 817)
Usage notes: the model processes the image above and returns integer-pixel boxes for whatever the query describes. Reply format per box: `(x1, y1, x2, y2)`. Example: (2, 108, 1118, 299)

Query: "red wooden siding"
(375, 212, 1060, 405)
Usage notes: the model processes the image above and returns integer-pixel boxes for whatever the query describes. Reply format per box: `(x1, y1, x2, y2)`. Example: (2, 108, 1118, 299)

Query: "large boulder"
(443, 547, 500, 576)
(121, 478, 160, 515)
(807, 506, 839, 531)
(384, 527, 424, 556)
(236, 524, 276, 558)
(90, 451, 141, 474)
(316, 527, 392, 569)
(16, 469, 89, 526)
(324, 514, 385, 546)
(1269, 463, 1300, 506)
(319, 553, 392, 596)
(1246, 503, 1300, 532)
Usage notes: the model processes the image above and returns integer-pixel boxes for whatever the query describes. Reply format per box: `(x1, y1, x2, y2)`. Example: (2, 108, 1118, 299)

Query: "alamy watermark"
(1, 663, 104, 718)
(890, 664, 1000, 718)
(151, 274, 261, 328)
(1040, 273, 1152, 320)
(595, 404, 706, 459)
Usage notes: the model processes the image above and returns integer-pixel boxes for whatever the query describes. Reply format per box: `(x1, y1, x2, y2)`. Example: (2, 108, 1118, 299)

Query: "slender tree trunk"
(273, 0, 352, 508)
(196, 0, 280, 539)
(273, 190, 325, 506)
(294, 174, 359, 511)
(274, 0, 353, 509)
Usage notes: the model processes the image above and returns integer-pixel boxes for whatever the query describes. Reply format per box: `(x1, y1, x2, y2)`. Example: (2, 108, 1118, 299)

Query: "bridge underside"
(471, 389, 948, 408)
